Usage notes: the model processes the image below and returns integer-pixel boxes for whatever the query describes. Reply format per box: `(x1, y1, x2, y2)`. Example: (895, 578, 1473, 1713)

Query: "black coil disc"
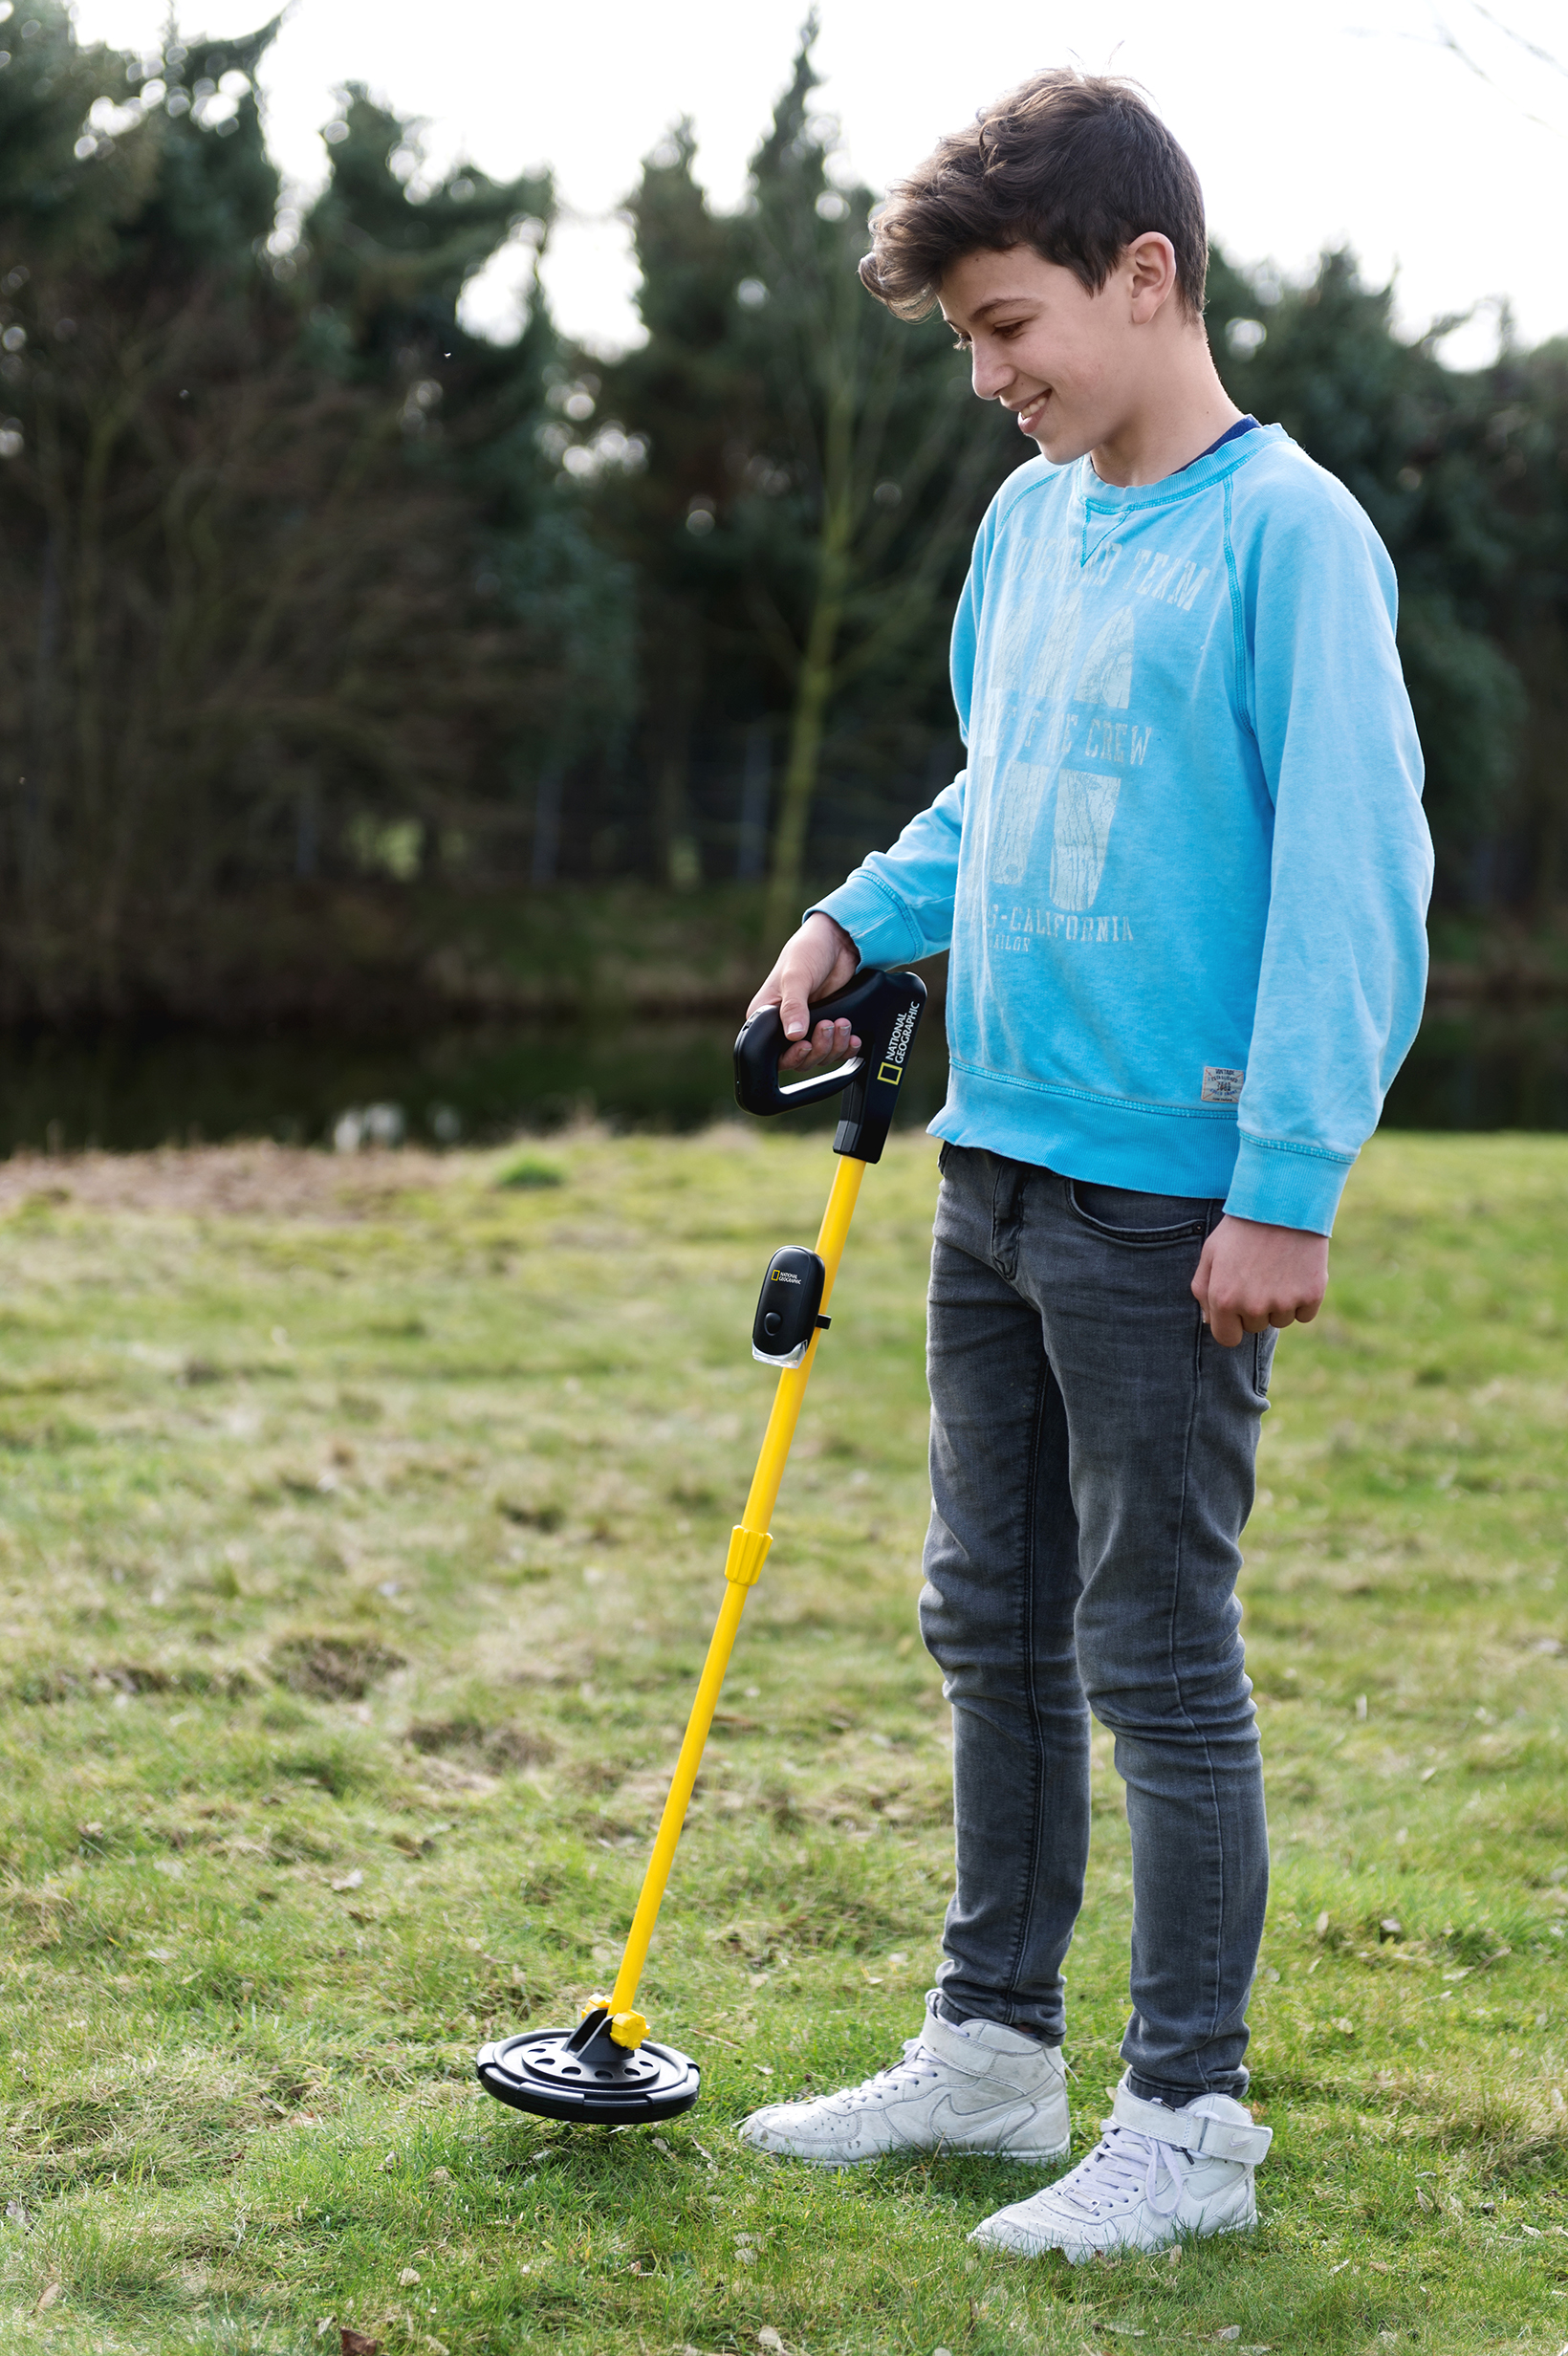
(476, 2018, 701, 2127)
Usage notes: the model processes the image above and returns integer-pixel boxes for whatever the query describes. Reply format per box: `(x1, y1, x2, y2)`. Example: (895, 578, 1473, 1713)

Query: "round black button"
(763, 1312, 782, 1337)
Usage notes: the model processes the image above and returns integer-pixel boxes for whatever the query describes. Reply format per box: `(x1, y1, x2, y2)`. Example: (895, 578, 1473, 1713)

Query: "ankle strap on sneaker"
(919, 2007, 1049, 2088)
(1111, 2083, 1273, 2166)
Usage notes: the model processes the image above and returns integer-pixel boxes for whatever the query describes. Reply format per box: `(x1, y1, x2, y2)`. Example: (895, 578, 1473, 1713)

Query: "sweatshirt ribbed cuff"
(1223, 1132, 1355, 1236)
(806, 874, 923, 970)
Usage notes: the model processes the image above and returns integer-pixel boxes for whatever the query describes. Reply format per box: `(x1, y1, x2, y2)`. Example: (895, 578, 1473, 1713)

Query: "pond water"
(0, 997, 1563, 1157)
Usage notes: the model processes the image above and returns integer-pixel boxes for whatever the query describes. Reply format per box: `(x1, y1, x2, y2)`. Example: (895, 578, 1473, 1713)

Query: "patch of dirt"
(406, 1717, 555, 1771)
(0, 1143, 464, 1223)
(495, 1497, 563, 1531)
(270, 1634, 405, 1700)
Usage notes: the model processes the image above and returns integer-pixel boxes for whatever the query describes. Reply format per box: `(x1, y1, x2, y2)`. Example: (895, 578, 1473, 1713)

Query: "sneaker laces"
(808, 2036, 946, 2117)
(1052, 2125, 1192, 2222)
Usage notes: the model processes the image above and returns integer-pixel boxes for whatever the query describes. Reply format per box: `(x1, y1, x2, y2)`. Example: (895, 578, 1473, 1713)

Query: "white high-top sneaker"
(738, 1994, 1070, 2168)
(969, 2076, 1270, 2261)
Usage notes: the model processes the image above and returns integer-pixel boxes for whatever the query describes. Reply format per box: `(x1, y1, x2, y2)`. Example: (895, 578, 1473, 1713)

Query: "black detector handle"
(732, 966, 927, 1165)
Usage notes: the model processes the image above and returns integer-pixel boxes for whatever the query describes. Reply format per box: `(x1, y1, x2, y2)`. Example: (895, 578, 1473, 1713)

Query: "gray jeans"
(920, 1145, 1274, 2106)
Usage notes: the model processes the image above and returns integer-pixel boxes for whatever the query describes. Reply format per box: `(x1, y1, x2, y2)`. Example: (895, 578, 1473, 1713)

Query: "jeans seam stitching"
(1163, 1311, 1229, 2094)
(1005, 1338, 1052, 2023)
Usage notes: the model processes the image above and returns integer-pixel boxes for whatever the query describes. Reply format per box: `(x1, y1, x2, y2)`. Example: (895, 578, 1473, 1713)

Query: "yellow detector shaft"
(606, 1150, 864, 2032)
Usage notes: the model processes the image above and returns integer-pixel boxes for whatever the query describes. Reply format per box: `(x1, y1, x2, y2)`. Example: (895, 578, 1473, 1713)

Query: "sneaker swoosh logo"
(923, 2089, 1051, 2141)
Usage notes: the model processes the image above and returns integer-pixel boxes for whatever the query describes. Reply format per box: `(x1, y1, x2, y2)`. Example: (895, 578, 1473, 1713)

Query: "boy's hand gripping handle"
(732, 967, 927, 1165)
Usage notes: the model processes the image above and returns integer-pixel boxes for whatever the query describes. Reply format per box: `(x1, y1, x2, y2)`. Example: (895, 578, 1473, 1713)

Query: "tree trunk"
(735, 720, 770, 881)
(765, 369, 855, 945)
(657, 744, 701, 888)
(531, 763, 563, 884)
(647, 609, 702, 888)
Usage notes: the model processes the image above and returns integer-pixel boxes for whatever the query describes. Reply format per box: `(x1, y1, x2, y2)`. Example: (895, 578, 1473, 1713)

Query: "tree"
(740, 30, 1019, 937)
(1463, 333, 1568, 909)
(577, 120, 753, 888)
(298, 87, 635, 880)
(1208, 247, 1531, 906)
(0, 11, 628, 1016)
(588, 23, 1019, 923)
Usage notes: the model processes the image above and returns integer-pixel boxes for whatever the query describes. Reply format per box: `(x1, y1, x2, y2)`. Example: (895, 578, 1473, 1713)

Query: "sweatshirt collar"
(1079, 420, 1289, 511)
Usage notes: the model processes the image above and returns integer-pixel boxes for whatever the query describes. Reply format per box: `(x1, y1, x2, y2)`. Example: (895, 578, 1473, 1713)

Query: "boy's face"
(938, 243, 1166, 465)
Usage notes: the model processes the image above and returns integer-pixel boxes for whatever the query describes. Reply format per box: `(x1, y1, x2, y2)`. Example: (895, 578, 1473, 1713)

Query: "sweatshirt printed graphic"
(813, 425, 1433, 1233)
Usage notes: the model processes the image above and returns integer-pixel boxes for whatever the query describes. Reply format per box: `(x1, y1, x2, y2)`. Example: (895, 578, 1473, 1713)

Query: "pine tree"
(591, 23, 1018, 916)
(299, 88, 634, 881)
(739, 28, 1018, 932)
(577, 120, 752, 886)
(0, 11, 625, 1014)
(1209, 247, 1527, 904)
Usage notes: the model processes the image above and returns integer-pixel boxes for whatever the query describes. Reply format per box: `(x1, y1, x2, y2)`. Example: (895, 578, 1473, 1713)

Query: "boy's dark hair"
(860, 70, 1209, 322)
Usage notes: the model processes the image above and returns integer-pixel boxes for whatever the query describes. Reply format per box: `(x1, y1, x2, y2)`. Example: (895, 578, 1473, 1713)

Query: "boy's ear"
(1124, 232, 1180, 325)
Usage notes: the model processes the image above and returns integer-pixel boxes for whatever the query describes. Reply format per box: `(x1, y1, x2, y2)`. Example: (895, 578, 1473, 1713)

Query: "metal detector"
(475, 965, 928, 2126)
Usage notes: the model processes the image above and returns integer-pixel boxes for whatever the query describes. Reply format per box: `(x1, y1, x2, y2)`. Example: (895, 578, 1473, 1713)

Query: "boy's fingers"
(779, 969, 840, 1048)
(749, 914, 860, 1042)
(746, 917, 861, 1071)
(776, 949, 824, 1041)
(777, 1013, 832, 1071)
(1190, 1235, 1215, 1326)
(745, 965, 787, 1023)
(1192, 1218, 1328, 1349)
(778, 1017, 861, 1075)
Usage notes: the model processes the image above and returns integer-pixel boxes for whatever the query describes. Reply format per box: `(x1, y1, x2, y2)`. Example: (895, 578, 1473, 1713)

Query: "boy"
(736, 71, 1431, 2260)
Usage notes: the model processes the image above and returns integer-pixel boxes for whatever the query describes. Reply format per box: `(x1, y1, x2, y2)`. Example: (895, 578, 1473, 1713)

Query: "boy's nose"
(970, 348, 1013, 403)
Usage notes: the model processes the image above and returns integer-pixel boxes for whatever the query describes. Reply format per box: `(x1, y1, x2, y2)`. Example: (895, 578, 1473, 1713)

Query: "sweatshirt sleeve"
(1225, 475, 1433, 1234)
(805, 499, 998, 963)
(808, 773, 967, 964)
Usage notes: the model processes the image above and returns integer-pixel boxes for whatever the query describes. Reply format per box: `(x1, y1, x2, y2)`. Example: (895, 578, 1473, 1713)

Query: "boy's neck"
(1086, 334, 1245, 490)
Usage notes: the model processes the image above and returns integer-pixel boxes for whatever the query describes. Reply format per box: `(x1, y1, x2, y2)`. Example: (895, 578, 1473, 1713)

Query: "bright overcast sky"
(71, 0, 1568, 366)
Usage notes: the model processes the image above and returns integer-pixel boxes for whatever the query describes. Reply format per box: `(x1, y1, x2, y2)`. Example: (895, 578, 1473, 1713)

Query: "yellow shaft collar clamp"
(723, 1526, 773, 1588)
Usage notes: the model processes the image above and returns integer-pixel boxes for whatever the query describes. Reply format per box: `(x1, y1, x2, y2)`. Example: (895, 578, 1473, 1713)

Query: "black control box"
(751, 1246, 827, 1369)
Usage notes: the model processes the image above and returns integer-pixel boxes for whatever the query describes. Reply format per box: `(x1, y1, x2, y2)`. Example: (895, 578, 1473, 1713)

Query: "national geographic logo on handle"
(877, 999, 921, 1088)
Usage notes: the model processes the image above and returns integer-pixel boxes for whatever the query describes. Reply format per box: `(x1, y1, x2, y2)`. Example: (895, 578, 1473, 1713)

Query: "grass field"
(0, 1127, 1565, 2355)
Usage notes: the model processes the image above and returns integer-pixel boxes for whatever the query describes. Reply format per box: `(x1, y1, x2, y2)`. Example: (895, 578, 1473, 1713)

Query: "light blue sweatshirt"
(812, 424, 1433, 1234)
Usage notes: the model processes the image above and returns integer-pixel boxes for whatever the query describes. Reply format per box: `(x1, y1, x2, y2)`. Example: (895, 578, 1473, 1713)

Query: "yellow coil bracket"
(605, 1152, 866, 2027)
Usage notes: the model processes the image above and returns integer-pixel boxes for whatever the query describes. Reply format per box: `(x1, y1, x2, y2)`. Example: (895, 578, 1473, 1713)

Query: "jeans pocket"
(1066, 1177, 1211, 1246)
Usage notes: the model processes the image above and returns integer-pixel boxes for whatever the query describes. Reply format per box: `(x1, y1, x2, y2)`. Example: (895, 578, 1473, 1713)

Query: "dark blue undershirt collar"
(1178, 414, 1260, 470)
